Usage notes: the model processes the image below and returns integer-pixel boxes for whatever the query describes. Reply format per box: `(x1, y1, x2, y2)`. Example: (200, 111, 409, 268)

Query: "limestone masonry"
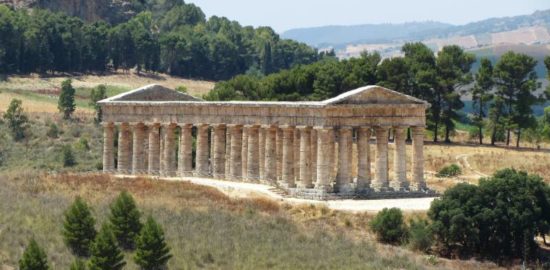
(99, 84, 434, 199)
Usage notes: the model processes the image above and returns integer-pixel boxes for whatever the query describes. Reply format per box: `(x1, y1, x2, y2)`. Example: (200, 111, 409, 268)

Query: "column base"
(410, 182, 428, 192)
(371, 181, 389, 192)
(297, 183, 314, 189)
(314, 184, 333, 193)
(280, 182, 297, 189)
(336, 183, 355, 194)
(355, 182, 371, 193)
(390, 180, 409, 191)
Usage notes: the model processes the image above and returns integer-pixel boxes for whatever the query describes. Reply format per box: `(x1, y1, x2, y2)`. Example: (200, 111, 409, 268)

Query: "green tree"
(58, 79, 76, 120)
(429, 169, 550, 261)
(134, 216, 172, 270)
(109, 191, 143, 250)
(493, 51, 539, 147)
(408, 218, 433, 252)
(88, 223, 126, 270)
(470, 58, 494, 144)
(3, 98, 28, 141)
(63, 197, 97, 257)
(70, 259, 87, 270)
(62, 145, 77, 167)
(435, 45, 475, 143)
(90, 85, 107, 123)
(369, 208, 408, 244)
(19, 238, 49, 270)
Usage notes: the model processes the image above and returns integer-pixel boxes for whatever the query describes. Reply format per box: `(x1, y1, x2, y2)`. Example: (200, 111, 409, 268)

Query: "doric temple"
(99, 84, 433, 199)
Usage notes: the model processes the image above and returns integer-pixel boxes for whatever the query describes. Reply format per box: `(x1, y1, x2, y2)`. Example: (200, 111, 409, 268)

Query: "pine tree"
(3, 98, 29, 141)
(19, 238, 49, 270)
(109, 191, 142, 250)
(62, 145, 77, 167)
(90, 85, 107, 123)
(470, 58, 494, 144)
(70, 258, 87, 270)
(58, 79, 76, 120)
(63, 197, 97, 257)
(88, 223, 126, 270)
(134, 216, 172, 270)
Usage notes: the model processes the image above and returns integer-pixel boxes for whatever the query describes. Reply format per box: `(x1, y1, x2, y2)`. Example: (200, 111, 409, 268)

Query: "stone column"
(246, 125, 260, 181)
(211, 124, 226, 179)
(241, 127, 249, 179)
(392, 127, 408, 190)
(264, 125, 277, 183)
(372, 126, 389, 191)
(117, 123, 131, 174)
(229, 125, 243, 180)
(293, 128, 300, 183)
(162, 124, 176, 177)
(336, 127, 353, 193)
(276, 128, 283, 180)
(148, 123, 160, 175)
(411, 126, 427, 191)
(102, 123, 115, 173)
(196, 124, 210, 177)
(132, 123, 146, 175)
(310, 129, 317, 182)
(356, 127, 371, 191)
(159, 127, 165, 173)
(178, 124, 193, 177)
(298, 126, 313, 188)
(315, 127, 333, 192)
(328, 128, 336, 180)
(225, 129, 232, 179)
(281, 126, 296, 188)
(259, 128, 266, 180)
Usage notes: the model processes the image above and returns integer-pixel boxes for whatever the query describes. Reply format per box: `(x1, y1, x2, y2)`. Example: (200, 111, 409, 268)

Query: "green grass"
(75, 85, 131, 99)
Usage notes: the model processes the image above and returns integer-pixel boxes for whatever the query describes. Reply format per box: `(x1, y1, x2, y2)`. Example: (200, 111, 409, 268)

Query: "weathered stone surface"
(101, 85, 433, 200)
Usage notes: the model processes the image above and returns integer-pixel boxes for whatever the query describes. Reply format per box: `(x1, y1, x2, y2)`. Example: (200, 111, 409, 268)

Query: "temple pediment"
(100, 84, 203, 103)
(322, 86, 430, 106)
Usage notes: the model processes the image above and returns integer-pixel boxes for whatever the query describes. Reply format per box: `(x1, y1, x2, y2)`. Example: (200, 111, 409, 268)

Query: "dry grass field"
(0, 171, 505, 269)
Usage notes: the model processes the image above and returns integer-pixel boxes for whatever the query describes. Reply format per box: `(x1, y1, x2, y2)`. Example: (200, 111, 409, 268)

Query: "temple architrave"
(99, 84, 434, 199)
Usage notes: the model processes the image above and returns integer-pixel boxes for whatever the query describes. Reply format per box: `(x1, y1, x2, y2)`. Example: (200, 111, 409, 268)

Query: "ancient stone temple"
(99, 84, 433, 199)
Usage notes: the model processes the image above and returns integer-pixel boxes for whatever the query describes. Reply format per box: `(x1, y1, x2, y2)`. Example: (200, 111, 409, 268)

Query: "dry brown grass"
(0, 91, 93, 113)
(0, 71, 215, 97)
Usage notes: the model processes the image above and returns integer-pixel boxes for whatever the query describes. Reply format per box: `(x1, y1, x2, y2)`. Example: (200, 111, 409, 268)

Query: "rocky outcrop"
(0, 0, 137, 24)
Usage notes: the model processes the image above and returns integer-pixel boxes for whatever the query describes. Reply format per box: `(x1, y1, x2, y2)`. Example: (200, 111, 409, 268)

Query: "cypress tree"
(62, 197, 97, 257)
(19, 238, 49, 270)
(134, 216, 172, 270)
(88, 223, 126, 270)
(109, 191, 142, 250)
(58, 79, 76, 120)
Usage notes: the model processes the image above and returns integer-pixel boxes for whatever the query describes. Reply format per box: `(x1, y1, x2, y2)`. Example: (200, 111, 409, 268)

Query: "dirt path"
(154, 176, 436, 213)
(455, 154, 488, 178)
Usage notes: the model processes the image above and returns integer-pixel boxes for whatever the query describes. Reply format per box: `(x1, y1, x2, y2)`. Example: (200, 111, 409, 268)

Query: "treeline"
(0, 1, 324, 80)
(206, 43, 550, 146)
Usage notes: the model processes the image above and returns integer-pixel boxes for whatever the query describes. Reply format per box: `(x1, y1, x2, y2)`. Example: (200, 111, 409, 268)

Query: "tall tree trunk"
(433, 122, 439, 142)
(406, 128, 412, 142)
(444, 125, 451, 143)
(516, 129, 521, 148)
(491, 126, 497, 146)
(479, 125, 483, 145)
(506, 129, 511, 146)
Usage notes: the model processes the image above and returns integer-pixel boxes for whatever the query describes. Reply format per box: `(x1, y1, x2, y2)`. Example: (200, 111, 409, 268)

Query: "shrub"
(62, 145, 77, 167)
(75, 137, 90, 151)
(90, 85, 107, 123)
(134, 216, 172, 269)
(175, 85, 188, 93)
(436, 164, 461, 177)
(19, 238, 49, 270)
(58, 79, 76, 119)
(46, 123, 60, 138)
(88, 223, 126, 270)
(109, 191, 142, 250)
(369, 208, 408, 245)
(70, 258, 87, 270)
(408, 218, 433, 252)
(63, 197, 97, 257)
(428, 169, 550, 261)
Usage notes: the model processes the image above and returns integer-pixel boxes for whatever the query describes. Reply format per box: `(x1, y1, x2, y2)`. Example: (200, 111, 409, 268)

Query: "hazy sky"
(185, 0, 550, 32)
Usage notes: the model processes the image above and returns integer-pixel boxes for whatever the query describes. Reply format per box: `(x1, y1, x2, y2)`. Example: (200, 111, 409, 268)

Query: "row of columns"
(103, 123, 427, 192)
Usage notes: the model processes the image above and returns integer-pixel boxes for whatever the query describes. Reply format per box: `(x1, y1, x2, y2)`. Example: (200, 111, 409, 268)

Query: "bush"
(436, 164, 461, 177)
(175, 85, 188, 93)
(369, 208, 408, 245)
(3, 98, 28, 141)
(408, 218, 433, 252)
(62, 145, 77, 167)
(75, 137, 90, 151)
(46, 123, 60, 138)
(428, 169, 550, 261)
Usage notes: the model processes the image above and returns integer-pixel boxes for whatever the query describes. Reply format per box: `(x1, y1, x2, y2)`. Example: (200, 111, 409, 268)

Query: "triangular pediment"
(322, 85, 429, 106)
(99, 84, 203, 103)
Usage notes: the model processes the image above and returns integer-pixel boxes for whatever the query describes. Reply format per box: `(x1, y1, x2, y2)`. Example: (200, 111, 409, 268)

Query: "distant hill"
(282, 9, 550, 49)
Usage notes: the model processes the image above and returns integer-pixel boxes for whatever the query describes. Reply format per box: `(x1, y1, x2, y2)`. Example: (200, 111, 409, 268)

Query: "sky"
(185, 0, 550, 33)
